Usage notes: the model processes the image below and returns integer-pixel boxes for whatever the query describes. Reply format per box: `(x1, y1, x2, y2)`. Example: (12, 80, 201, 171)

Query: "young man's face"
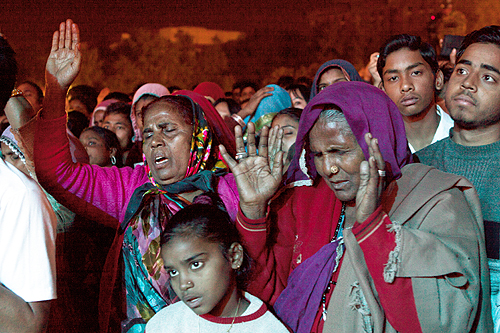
(382, 48, 439, 118)
(445, 43, 500, 129)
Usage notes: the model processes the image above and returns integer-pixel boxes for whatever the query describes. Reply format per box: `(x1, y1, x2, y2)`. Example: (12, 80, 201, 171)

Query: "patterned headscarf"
(142, 94, 231, 190)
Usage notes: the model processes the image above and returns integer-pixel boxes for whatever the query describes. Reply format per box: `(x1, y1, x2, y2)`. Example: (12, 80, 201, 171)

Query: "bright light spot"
(431, 15, 436, 20)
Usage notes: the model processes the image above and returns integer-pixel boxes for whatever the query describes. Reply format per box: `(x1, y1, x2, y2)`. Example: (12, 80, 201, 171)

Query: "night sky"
(2, 0, 326, 48)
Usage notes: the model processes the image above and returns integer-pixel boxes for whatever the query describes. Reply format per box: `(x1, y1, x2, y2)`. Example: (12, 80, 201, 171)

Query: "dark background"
(2, 0, 498, 91)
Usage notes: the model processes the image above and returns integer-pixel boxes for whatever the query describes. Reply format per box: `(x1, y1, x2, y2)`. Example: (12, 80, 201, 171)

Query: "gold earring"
(330, 165, 339, 175)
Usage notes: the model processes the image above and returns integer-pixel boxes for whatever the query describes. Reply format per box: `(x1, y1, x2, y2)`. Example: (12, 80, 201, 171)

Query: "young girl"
(145, 199, 290, 332)
(79, 126, 123, 167)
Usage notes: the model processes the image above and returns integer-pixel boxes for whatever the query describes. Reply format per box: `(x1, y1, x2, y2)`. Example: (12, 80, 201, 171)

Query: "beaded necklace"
(321, 202, 346, 321)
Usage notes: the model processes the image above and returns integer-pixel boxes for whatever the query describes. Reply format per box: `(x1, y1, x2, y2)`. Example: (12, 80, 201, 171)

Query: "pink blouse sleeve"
(34, 115, 149, 225)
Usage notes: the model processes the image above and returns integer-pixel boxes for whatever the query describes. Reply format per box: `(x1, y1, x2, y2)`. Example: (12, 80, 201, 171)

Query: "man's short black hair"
(0, 36, 17, 110)
(456, 25, 500, 61)
(377, 34, 439, 80)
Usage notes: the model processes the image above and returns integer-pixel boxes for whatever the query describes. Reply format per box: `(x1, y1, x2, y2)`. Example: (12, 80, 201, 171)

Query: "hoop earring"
(111, 156, 117, 166)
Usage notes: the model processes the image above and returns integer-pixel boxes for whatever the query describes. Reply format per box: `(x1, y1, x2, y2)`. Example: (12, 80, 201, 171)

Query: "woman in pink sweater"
(33, 20, 239, 333)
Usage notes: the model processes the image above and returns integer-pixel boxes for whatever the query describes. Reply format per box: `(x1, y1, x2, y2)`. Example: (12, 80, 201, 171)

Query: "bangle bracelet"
(231, 114, 246, 127)
(11, 88, 23, 97)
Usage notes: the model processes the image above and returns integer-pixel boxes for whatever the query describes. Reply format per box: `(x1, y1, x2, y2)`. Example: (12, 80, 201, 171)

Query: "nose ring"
(330, 165, 339, 175)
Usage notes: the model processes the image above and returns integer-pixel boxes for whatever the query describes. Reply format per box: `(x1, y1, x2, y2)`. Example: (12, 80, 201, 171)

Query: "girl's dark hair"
(275, 107, 303, 122)
(67, 110, 90, 138)
(286, 83, 310, 103)
(81, 126, 124, 167)
(160, 195, 252, 290)
(103, 91, 132, 103)
(141, 95, 194, 127)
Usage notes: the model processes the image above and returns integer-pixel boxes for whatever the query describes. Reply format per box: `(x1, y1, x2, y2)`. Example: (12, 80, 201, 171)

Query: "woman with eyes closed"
(221, 81, 491, 332)
(33, 19, 239, 333)
(269, 107, 302, 175)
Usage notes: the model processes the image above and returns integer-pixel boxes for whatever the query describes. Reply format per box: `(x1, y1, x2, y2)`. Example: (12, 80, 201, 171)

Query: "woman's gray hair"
(317, 104, 353, 137)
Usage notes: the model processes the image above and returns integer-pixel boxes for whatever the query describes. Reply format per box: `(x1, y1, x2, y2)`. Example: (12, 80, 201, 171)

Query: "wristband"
(231, 114, 246, 127)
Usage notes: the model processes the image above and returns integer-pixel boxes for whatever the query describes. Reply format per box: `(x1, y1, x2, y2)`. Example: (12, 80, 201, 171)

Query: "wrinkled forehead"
(143, 99, 193, 127)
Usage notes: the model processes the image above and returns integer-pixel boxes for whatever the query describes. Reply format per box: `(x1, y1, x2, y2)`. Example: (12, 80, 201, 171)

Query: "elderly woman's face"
(309, 118, 365, 203)
(142, 104, 193, 185)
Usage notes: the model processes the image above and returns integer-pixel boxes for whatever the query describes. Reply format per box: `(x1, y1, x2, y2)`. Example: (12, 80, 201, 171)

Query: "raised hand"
(46, 19, 81, 90)
(237, 86, 274, 119)
(355, 133, 386, 223)
(219, 122, 284, 219)
(367, 52, 382, 87)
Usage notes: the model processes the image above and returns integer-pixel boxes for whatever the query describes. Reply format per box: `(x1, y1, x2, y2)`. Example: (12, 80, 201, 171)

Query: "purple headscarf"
(310, 59, 364, 99)
(274, 241, 342, 333)
(287, 81, 412, 185)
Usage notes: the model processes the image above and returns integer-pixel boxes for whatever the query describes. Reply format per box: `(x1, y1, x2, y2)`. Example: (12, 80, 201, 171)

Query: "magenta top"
(34, 115, 239, 226)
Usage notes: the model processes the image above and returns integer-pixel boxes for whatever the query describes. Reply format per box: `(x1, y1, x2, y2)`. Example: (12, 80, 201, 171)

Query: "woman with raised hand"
(220, 81, 491, 332)
(34, 19, 238, 333)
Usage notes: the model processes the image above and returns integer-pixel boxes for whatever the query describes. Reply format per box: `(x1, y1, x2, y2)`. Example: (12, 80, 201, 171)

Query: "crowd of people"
(0, 17, 499, 333)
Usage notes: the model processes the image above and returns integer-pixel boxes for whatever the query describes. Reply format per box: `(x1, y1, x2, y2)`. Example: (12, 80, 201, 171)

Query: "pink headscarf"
(131, 83, 170, 141)
(89, 99, 118, 126)
(193, 82, 225, 103)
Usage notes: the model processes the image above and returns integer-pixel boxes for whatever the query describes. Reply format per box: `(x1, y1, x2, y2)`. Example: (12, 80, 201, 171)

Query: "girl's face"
(103, 113, 133, 150)
(134, 95, 157, 134)
(162, 235, 242, 317)
(79, 130, 113, 167)
(93, 110, 105, 127)
(289, 89, 307, 109)
(317, 67, 348, 93)
(271, 114, 299, 155)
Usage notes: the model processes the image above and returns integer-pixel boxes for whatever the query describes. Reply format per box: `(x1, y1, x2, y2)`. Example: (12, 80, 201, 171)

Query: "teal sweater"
(417, 133, 500, 258)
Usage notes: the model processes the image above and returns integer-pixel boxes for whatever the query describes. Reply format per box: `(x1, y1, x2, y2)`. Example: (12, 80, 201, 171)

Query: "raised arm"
(34, 20, 146, 224)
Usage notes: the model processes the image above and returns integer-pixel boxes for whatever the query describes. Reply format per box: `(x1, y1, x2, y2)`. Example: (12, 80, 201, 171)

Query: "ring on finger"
(378, 170, 386, 177)
(235, 152, 249, 160)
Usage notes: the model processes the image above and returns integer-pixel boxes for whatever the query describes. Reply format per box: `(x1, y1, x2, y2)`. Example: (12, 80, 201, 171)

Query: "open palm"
(46, 19, 81, 90)
(220, 123, 284, 219)
(355, 133, 386, 223)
